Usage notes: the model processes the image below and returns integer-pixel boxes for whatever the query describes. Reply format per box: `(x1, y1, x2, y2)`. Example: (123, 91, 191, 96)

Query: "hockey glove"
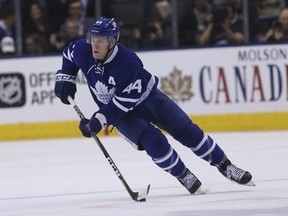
(79, 113, 103, 137)
(54, 70, 77, 104)
(79, 118, 92, 137)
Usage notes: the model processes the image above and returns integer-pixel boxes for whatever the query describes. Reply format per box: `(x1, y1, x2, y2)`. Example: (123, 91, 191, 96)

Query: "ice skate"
(218, 159, 255, 186)
(177, 169, 204, 194)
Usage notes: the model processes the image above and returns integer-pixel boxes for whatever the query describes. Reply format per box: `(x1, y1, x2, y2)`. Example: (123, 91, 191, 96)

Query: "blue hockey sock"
(139, 126, 186, 177)
(173, 123, 225, 165)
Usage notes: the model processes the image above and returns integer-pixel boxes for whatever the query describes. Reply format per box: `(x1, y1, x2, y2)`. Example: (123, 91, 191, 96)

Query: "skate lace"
(226, 164, 245, 181)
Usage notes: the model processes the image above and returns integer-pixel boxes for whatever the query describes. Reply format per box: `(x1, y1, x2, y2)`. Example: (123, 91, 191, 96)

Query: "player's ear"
(111, 38, 116, 46)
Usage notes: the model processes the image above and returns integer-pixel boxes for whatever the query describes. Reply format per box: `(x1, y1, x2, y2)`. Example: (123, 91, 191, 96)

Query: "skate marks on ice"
(85, 182, 287, 216)
(160, 183, 288, 216)
(166, 207, 288, 216)
(0, 131, 288, 216)
(1, 183, 286, 216)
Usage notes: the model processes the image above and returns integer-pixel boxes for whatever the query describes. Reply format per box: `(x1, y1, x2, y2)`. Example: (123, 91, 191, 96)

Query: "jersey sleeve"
(61, 39, 87, 75)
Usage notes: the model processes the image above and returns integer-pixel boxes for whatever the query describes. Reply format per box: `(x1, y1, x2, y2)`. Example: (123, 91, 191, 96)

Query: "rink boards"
(0, 43, 288, 140)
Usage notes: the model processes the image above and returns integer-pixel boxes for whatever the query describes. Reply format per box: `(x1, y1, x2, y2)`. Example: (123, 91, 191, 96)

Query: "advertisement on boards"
(0, 44, 287, 125)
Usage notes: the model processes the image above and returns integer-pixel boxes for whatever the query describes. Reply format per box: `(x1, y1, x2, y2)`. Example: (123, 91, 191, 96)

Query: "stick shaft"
(67, 96, 141, 201)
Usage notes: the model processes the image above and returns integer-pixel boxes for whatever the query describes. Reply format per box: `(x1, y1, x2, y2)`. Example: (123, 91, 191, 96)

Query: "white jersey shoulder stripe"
(112, 97, 133, 112)
(114, 95, 139, 103)
(63, 47, 73, 62)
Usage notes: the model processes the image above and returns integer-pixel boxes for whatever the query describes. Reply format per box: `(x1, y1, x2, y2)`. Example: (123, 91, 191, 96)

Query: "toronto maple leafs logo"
(90, 81, 116, 104)
(160, 67, 193, 103)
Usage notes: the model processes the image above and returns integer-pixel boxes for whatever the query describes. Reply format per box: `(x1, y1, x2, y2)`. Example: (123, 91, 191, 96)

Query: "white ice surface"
(0, 131, 288, 216)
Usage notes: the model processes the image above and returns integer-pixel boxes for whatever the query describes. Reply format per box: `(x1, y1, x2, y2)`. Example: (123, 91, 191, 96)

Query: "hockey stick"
(67, 96, 150, 202)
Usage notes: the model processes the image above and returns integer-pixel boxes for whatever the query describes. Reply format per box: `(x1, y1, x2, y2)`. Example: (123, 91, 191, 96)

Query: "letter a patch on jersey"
(108, 76, 116, 86)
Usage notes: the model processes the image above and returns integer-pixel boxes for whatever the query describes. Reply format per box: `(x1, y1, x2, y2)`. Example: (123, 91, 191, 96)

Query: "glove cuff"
(95, 113, 108, 129)
(55, 73, 77, 84)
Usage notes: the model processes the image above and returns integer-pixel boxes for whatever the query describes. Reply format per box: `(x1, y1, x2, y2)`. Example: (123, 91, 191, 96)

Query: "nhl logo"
(0, 73, 26, 108)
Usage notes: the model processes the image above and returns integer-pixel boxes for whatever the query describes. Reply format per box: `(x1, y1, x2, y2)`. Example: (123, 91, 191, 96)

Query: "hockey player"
(54, 17, 254, 194)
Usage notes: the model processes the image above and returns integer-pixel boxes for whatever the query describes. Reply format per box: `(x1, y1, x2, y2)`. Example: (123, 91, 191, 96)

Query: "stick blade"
(135, 184, 150, 202)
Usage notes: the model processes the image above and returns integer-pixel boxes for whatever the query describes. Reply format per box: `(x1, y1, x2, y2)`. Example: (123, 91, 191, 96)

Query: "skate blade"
(194, 186, 205, 194)
(244, 180, 256, 186)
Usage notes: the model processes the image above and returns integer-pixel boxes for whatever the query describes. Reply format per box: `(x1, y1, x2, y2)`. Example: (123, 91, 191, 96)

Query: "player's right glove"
(79, 118, 92, 137)
(54, 70, 77, 104)
(79, 113, 104, 137)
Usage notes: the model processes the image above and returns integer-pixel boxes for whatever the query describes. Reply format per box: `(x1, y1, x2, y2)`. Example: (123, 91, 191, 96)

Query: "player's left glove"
(79, 113, 104, 137)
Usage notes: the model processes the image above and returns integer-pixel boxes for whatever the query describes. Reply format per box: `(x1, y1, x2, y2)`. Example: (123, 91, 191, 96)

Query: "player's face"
(90, 36, 110, 60)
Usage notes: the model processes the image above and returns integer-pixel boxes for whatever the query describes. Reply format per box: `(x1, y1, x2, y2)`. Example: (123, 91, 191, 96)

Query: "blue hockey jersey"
(61, 39, 159, 126)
